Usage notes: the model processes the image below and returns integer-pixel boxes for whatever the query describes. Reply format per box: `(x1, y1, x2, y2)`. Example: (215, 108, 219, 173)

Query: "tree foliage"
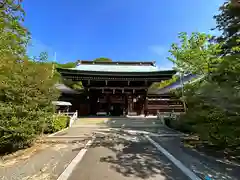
(55, 61, 84, 90)
(168, 32, 223, 76)
(213, 0, 240, 55)
(150, 75, 178, 89)
(0, 56, 60, 153)
(168, 1, 240, 155)
(94, 57, 112, 62)
(156, 32, 222, 90)
(0, 0, 30, 57)
(0, 1, 61, 153)
(55, 62, 77, 68)
(62, 79, 83, 90)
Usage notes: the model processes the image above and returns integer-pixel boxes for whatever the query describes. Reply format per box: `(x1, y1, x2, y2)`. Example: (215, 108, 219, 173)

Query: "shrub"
(0, 58, 60, 154)
(168, 118, 194, 134)
(48, 115, 70, 133)
(0, 104, 44, 154)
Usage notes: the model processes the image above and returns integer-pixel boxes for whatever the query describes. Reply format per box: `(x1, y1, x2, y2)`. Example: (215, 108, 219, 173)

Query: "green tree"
(56, 62, 77, 68)
(166, 1, 240, 157)
(0, 0, 30, 57)
(0, 57, 60, 153)
(56, 61, 84, 90)
(168, 32, 240, 152)
(213, 0, 240, 55)
(31, 51, 49, 62)
(149, 75, 178, 89)
(94, 57, 112, 62)
(0, 1, 61, 153)
(168, 32, 222, 78)
(62, 79, 83, 90)
(210, 0, 240, 114)
(72, 81, 83, 90)
(39, 52, 48, 62)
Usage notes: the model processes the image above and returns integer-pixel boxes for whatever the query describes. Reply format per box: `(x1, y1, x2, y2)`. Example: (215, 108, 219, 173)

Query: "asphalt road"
(0, 143, 82, 180)
(2, 124, 239, 180)
(150, 136, 240, 180)
(68, 129, 190, 180)
(67, 126, 240, 180)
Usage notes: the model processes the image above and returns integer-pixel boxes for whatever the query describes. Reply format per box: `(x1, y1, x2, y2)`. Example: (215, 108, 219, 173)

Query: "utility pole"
(180, 72, 184, 98)
(180, 72, 187, 112)
(51, 52, 56, 78)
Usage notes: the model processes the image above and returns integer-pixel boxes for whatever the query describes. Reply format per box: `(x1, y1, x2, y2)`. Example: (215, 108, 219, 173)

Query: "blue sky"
(23, 0, 224, 69)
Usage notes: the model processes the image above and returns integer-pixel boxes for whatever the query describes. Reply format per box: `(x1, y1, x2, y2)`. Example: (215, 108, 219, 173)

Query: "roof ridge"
(77, 60, 156, 66)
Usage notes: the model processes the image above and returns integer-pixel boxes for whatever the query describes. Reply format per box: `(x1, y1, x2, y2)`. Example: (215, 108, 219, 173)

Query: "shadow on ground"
(89, 129, 187, 180)
(151, 136, 240, 180)
(74, 117, 163, 128)
(105, 117, 163, 128)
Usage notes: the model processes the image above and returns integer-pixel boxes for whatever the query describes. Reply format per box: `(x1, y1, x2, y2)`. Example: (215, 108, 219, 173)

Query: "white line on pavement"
(145, 135, 201, 180)
(56, 137, 95, 180)
(120, 129, 185, 137)
(95, 128, 185, 138)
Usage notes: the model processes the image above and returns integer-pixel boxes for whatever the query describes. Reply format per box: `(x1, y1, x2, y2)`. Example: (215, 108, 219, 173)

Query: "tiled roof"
(55, 84, 81, 94)
(148, 74, 202, 94)
(70, 64, 160, 72)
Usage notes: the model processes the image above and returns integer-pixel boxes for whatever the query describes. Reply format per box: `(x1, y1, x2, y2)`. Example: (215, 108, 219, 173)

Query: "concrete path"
(0, 126, 96, 180)
(65, 120, 240, 180)
(72, 117, 164, 128)
(68, 130, 189, 180)
(1, 117, 240, 180)
(150, 136, 240, 180)
(0, 143, 83, 180)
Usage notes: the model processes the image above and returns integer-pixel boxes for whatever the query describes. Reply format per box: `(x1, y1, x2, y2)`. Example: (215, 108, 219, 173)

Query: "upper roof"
(78, 60, 156, 66)
(70, 60, 161, 72)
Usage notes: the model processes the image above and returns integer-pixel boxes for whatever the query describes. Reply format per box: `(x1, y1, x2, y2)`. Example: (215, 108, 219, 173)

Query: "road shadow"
(151, 136, 240, 180)
(104, 117, 163, 128)
(91, 129, 187, 179)
(75, 116, 163, 128)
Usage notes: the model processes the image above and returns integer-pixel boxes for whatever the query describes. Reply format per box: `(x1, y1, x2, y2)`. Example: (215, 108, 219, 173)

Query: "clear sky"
(23, 0, 224, 69)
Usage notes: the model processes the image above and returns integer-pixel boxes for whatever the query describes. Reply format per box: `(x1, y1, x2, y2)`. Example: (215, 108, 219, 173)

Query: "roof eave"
(56, 67, 176, 77)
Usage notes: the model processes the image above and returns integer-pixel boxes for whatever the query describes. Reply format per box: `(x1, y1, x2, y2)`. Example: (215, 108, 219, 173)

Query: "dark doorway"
(110, 103, 123, 116)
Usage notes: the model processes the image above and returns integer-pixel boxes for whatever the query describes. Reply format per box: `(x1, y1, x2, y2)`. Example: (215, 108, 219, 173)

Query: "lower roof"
(52, 101, 72, 106)
(55, 83, 82, 94)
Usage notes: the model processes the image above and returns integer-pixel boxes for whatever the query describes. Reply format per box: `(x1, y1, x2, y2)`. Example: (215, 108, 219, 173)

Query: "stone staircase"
(105, 117, 163, 128)
(71, 116, 164, 128)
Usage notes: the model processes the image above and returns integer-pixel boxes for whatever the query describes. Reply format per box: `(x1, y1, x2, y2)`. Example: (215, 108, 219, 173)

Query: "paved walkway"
(0, 143, 82, 180)
(65, 118, 240, 180)
(68, 130, 189, 180)
(1, 117, 240, 180)
(72, 117, 164, 128)
(0, 126, 95, 180)
(150, 136, 240, 180)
